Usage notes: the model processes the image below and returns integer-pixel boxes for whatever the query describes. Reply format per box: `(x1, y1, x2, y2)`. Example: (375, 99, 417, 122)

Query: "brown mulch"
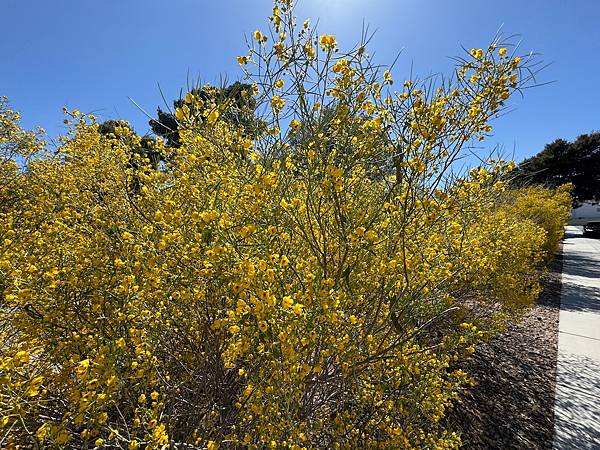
(448, 248, 563, 449)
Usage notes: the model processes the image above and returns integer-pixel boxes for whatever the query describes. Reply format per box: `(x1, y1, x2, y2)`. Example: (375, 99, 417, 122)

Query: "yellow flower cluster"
(0, 2, 568, 449)
(319, 34, 337, 51)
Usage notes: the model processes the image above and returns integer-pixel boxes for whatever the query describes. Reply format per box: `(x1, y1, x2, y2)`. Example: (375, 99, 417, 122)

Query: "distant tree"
(98, 120, 161, 168)
(98, 119, 161, 195)
(149, 81, 264, 147)
(288, 104, 394, 181)
(512, 132, 600, 202)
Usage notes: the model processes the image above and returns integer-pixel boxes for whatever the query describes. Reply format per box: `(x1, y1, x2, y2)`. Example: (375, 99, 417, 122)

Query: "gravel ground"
(448, 248, 563, 449)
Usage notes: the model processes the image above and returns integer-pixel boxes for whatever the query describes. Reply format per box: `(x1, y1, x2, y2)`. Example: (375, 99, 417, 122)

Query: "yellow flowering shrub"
(0, 96, 45, 202)
(504, 185, 572, 262)
(0, 2, 566, 449)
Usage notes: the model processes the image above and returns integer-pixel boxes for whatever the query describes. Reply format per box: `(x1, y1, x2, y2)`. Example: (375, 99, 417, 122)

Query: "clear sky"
(2, 0, 599, 161)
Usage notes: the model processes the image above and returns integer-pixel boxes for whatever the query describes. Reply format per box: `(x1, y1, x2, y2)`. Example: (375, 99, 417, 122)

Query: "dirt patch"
(448, 248, 563, 449)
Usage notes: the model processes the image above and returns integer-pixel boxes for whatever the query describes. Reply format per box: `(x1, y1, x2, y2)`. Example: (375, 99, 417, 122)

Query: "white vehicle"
(570, 202, 600, 226)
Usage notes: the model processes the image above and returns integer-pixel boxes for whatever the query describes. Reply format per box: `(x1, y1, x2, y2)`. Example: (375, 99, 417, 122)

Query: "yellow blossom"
(319, 34, 337, 51)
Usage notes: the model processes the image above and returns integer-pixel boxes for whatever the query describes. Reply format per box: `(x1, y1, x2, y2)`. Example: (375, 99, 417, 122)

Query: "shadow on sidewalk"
(559, 281, 600, 313)
(554, 351, 600, 449)
(561, 255, 600, 279)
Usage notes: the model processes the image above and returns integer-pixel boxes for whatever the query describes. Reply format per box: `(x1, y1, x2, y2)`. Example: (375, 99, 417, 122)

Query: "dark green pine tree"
(149, 81, 264, 148)
(98, 119, 161, 195)
(512, 132, 600, 202)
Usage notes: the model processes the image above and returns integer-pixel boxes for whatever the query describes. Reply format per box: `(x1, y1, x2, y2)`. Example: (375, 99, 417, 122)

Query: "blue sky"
(2, 0, 599, 161)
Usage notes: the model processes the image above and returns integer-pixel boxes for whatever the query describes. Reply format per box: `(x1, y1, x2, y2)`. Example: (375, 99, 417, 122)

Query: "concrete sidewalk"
(554, 226, 600, 449)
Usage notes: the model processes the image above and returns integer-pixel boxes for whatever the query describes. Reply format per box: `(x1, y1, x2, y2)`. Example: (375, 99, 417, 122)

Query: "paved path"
(554, 226, 600, 449)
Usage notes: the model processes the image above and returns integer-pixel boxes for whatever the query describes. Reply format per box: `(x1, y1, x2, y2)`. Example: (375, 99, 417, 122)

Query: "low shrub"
(505, 185, 572, 262)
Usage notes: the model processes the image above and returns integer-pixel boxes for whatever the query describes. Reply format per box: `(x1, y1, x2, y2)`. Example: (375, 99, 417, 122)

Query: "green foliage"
(513, 132, 600, 202)
(150, 81, 264, 148)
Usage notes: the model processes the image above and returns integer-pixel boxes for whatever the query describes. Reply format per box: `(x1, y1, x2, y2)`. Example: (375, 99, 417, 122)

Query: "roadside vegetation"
(0, 1, 571, 448)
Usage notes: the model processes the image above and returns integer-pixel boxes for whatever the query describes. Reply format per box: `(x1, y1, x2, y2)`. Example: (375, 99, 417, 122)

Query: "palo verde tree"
(0, 1, 567, 449)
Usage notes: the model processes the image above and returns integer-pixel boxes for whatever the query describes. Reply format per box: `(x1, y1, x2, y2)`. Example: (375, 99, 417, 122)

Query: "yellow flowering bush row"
(0, 2, 568, 448)
(503, 185, 572, 262)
